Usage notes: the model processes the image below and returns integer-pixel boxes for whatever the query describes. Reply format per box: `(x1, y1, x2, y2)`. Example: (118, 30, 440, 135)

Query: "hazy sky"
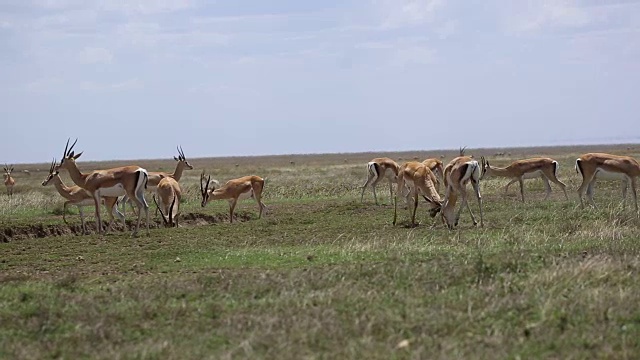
(1, 0, 639, 163)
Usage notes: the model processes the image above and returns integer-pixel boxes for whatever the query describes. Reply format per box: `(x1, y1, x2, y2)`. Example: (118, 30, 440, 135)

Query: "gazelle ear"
(73, 152, 83, 159)
(174, 156, 179, 161)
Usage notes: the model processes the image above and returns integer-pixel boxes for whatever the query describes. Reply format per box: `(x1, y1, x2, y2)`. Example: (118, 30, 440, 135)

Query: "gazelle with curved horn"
(42, 159, 125, 234)
(121, 146, 194, 214)
(3, 164, 15, 198)
(576, 153, 640, 212)
(392, 162, 443, 227)
(200, 171, 266, 223)
(55, 138, 151, 236)
(422, 158, 444, 192)
(480, 156, 568, 202)
(441, 147, 484, 229)
(153, 176, 181, 227)
(360, 157, 400, 205)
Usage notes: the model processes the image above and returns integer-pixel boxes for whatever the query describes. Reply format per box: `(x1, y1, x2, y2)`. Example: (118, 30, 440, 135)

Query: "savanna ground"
(1, 144, 640, 359)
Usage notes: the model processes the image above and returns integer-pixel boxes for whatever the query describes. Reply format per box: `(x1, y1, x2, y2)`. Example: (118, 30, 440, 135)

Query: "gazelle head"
(153, 195, 180, 227)
(174, 145, 193, 170)
(3, 164, 13, 179)
(56, 138, 83, 172)
(421, 195, 443, 219)
(42, 158, 60, 186)
(441, 194, 459, 229)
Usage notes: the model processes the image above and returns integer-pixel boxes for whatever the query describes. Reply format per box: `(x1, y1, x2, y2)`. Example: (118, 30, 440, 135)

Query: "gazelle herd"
(3, 139, 266, 237)
(363, 148, 640, 229)
(3, 141, 639, 235)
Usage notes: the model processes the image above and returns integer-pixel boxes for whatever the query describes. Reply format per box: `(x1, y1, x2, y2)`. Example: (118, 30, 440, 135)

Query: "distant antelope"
(392, 162, 443, 227)
(42, 159, 124, 234)
(576, 153, 639, 212)
(153, 176, 181, 227)
(441, 147, 484, 229)
(480, 157, 568, 202)
(200, 171, 266, 223)
(360, 157, 400, 205)
(56, 138, 150, 236)
(3, 164, 15, 198)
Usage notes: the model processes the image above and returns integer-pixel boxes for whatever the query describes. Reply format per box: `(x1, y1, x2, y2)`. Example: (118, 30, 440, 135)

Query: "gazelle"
(360, 157, 400, 204)
(42, 159, 125, 234)
(576, 153, 639, 212)
(392, 162, 443, 227)
(441, 148, 484, 229)
(3, 164, 15, 198)
(422, 158, 444, 191)
(55, 139, 151, 236)
(152, 176, 182, 227)
(121, 146, 193, 214)
(480, 157, 568, 202)
(200, 171, 266, 223)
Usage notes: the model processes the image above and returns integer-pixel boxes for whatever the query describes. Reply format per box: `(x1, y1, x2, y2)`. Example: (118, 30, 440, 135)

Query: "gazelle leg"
(472, 180, 483, 227)
(518, 178, 525, 203)
(410, 192, 419, 226)
(630, 177, 638, 213)
(78, 205, 87, 234)
(504, 179, 517, 194)
(542, 176, 552, 200)
(229, 198, 238, 223)
(63, 201, 70, 225)
(622, 179, 629, 209)
(577, 173, 597, 209)
(360, 171, 375, 203)
(542, 168, 568, 201)
(371, 176, 382, 205)
(455, 187, 468, 227)
(92, 192, 104, 235)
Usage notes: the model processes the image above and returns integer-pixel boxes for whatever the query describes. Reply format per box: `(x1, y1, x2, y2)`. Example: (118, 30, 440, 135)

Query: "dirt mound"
(0, 211, 252, 242)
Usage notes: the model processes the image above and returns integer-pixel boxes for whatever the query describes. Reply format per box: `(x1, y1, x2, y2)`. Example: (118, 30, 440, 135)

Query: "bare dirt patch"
(0, 212, 251, 242)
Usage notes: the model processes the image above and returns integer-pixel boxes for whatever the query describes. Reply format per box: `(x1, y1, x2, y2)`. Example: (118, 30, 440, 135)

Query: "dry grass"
(1, 144, 640, 359)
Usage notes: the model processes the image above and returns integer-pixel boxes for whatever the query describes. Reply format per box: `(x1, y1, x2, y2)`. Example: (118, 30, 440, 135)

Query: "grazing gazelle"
(3, 164, 15, 198)
(422, 158, 444, 192)
(42, 159, 124, 234)
(121, 146, 193, 214)
(200, 171, 266, 223)
(55, 139, 151, 236)
(480, 157, 568, 202)
(360, 157, 400, 204)
(153, 176, 181, 227)
(576, 153, 640, 212)
(392, 162, 443, 227)
(441, 148, 484, 229)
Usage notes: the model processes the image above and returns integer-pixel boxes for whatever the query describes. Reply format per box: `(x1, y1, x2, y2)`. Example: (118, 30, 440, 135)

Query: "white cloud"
(24, 77, 63, 93)
(99, 0, 196, 15)
(80, 78, 144, 92)
(392, 45, 436, 66)
(504, 0, 591, 33)
(111, 78, 144, 90)
(435, 20, 457, 39)
(78, 47, 113, 64)
(374, 0, 444, 29)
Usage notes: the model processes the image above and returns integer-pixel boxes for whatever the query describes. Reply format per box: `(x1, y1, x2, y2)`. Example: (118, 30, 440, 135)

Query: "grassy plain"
(1, 144, 640, 359)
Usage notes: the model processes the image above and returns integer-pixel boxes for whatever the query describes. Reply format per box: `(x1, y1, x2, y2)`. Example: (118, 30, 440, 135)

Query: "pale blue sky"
(1, 0, 639, 163)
